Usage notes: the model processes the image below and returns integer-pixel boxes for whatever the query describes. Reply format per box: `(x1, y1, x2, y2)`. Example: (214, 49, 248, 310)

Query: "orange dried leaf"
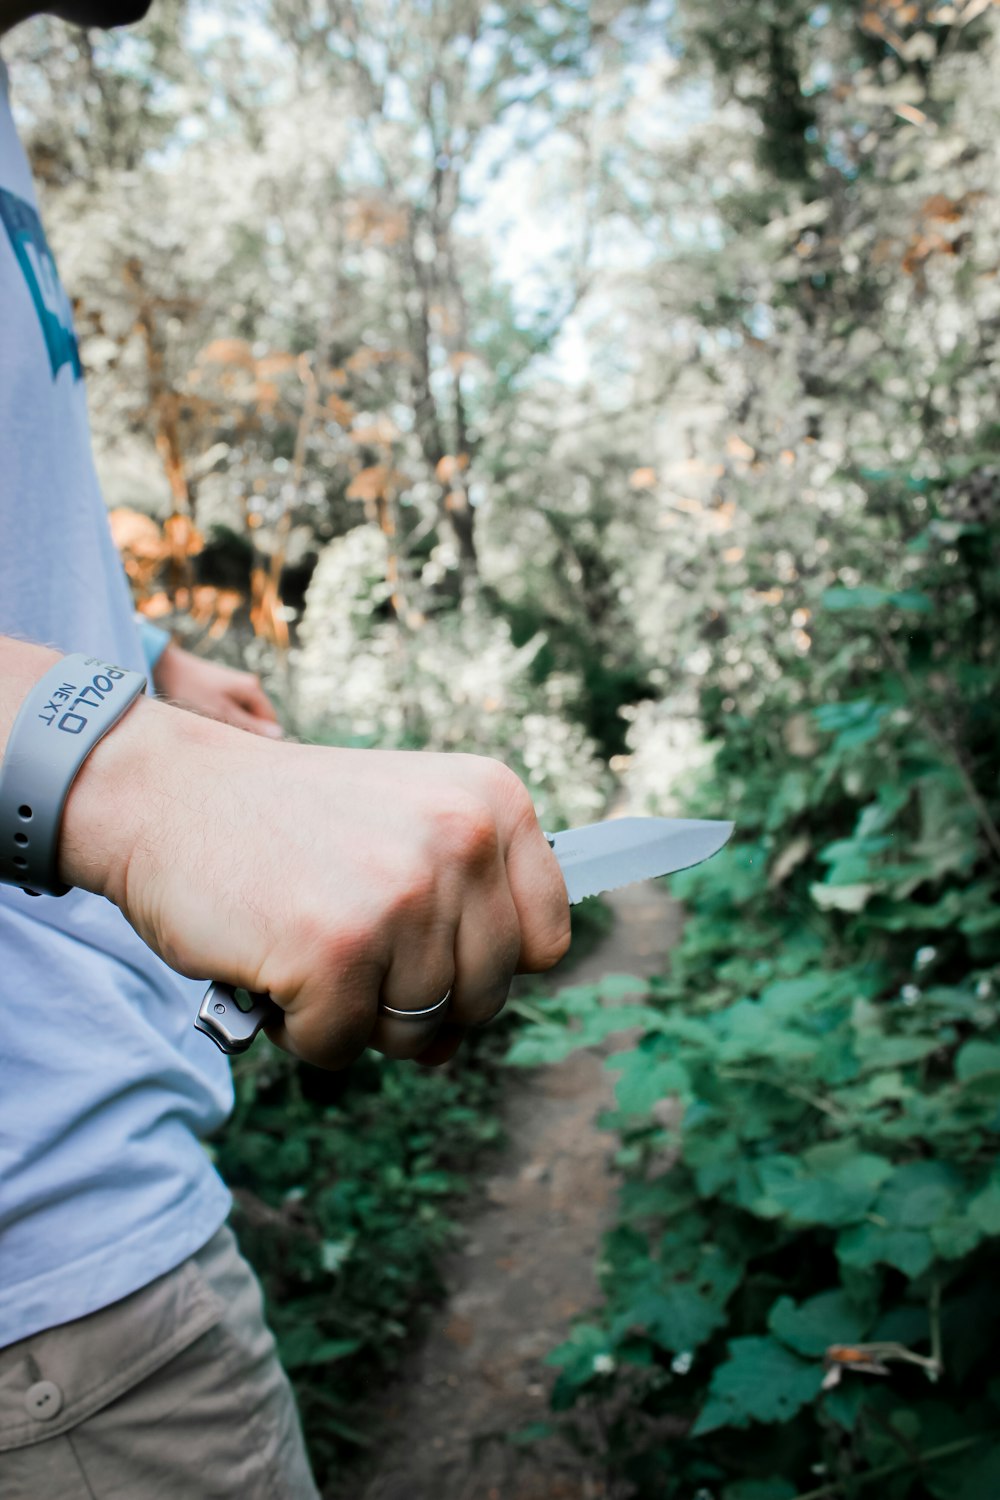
(922, 193, 965, 222)
(326, 395, 355, 427)
(436, 453, 470, 483)
(162, 512, 204, 557)
(109, 506, 166, 560)
(197, 337, 255, 369)
(249, 569, 289, 649)
(138, 591, 172, 619)
(346, 464, 391, 502)
(352, 416, 400, 447)
(252, 380, 281, 410)
(254, 353, 298, 379)
(895, 103, 929, 127)
(725, 434, 756, 462)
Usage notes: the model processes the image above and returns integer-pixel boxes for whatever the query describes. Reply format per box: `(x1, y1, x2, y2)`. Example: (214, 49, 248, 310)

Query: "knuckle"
(486, 758, 535, 823)
(435, 794, 500, 872)
(301, 911, 369, 980)
(385, 866, 439, 925)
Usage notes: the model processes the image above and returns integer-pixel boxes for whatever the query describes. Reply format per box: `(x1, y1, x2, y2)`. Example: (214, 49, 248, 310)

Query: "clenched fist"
(59, 691, 571, 1069)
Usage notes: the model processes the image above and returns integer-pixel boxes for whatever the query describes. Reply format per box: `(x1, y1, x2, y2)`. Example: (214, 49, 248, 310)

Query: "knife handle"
(195, 983, 282, 1054)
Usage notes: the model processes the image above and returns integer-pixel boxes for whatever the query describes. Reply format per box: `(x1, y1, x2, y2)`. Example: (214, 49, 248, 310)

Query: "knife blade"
(550, 816, 733, 903)
(195, 814, 733, 1054)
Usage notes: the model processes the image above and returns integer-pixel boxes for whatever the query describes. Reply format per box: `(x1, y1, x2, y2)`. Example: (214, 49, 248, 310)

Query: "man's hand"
(59, 692, 571, 1069)
(152, 643, 283, 739)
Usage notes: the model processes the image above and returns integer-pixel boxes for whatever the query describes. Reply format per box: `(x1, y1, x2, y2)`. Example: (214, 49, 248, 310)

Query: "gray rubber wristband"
(0, 652, 147, 898)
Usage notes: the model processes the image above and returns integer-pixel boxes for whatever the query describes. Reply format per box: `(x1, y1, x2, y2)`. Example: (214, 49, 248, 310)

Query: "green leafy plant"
(211, 1033, 508, 1487)
(509, 469, 1000, 1496)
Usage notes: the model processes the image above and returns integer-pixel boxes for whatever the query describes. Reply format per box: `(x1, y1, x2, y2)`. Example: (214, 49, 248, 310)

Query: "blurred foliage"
(502, 0, 1000, 1494)
(212, 1031, 508, 1485)
(511, 500, 1000, 1494)
(8, 0, 1000, 1490)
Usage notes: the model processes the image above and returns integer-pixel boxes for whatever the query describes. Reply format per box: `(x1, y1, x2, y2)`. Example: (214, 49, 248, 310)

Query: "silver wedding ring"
(377, 988, 452, 1022)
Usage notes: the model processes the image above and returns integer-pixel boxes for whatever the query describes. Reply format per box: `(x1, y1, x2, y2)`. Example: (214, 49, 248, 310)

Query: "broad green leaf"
(759, 973, 840, 1009)
(504, 1025, 580, 1068)
(869, 1302, 931, 1346)
(856, 1035, 939, 1071)
(837, 1222, 935, 1279)
(289, 1337, 365, 1369)
(546, 1323, 612, 1376)
(955, 1040, 1000, 1083)
(598, 973, 651, 1000)
(752, 1147, 892, 1227)
(691, 1336, 825, 1435)
(930, 1216, 982, 1261)
(822, 585, 895, 611)
(612, 1283, 728, 1355)
(821, 586, 932, 613)
(279, 1329, 365, 1370)
(768, 1289, 871, 1358)
(968, 1167, 1000, 1235)
(612, 1052, 689, 1116)
(821, 1380, 869, 1433)
(877, 1161, 960, 1228)
(714, 1000, 817, 1064)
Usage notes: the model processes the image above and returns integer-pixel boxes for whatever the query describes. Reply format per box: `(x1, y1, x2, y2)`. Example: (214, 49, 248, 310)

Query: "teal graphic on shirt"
(0, 186, 82, 380)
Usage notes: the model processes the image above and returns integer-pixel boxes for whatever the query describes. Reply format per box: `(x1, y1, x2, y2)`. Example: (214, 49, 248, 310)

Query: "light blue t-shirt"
(0, 62, 233, 1347)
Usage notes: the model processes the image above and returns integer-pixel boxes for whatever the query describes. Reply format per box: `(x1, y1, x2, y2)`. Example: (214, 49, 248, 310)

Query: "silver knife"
(195, 815, 733, 1054)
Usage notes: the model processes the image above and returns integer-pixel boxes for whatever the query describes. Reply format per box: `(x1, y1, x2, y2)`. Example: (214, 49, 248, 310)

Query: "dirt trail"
(357, 879, 681, 1500)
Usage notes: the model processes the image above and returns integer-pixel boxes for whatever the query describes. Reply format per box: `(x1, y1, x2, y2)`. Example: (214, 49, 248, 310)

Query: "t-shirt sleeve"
(135, 616, 172, 673)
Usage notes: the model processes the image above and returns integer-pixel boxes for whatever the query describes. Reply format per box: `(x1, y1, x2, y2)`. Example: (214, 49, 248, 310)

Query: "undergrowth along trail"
(354, 879, 682, 1500)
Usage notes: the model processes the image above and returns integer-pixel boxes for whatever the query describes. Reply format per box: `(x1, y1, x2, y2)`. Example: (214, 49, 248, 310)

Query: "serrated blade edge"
(550, 817, 734, 904)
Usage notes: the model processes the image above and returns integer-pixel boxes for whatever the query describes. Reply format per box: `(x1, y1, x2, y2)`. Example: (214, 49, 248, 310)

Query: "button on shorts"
(0, 1222, 321, 1500)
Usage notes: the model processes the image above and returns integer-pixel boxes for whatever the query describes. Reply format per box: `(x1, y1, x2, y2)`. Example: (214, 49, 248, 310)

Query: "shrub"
(509, 470, 1000, 1497)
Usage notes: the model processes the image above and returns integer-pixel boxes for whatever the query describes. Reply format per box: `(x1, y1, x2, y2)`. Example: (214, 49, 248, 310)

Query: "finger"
(233, 676, 280, 724)
(265, 1004, 371, 1072)
(369, 939, 455, 1059)
(369, 1005, 451, 1061)
(268, 940, 385, 1070)
(414, 1021, 466, 1068)
(506, 823, 571, 973)
(449, 880, 521, 1029)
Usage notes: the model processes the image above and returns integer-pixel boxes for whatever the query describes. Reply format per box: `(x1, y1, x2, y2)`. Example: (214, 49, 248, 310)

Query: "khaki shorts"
(0, 1222, 321, 1500)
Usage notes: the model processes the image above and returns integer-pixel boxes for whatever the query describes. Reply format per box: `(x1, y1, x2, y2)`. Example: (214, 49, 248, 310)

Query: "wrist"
(61, 689, 247, 909)
(0, 643, 149, 900)
(57, 689, 157, 901)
